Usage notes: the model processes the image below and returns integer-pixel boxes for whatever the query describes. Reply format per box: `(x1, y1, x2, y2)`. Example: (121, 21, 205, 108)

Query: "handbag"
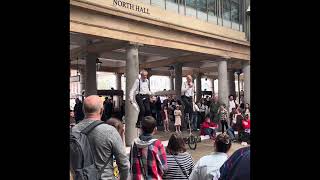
(172, 154, 190, 179)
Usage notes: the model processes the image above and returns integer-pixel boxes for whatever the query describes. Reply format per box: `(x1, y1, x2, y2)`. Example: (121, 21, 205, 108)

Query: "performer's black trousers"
(135, 94, 151, 125)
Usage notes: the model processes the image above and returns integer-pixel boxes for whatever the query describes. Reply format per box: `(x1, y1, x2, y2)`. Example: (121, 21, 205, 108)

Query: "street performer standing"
(181, 75, 194, 121)
(129, 69, 152, 128)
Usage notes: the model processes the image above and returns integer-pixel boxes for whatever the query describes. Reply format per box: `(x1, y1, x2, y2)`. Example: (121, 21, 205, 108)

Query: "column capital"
(126, 42, 143, 49)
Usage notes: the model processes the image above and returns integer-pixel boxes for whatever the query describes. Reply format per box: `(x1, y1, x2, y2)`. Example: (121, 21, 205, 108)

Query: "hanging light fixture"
(96, 58, 102, 71)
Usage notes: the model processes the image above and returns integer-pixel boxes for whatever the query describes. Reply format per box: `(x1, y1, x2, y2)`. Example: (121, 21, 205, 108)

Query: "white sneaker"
(241, 142, 248, 146)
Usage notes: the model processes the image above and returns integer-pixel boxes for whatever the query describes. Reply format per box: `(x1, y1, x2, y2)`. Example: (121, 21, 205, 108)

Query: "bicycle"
(184, 113, 198, 150)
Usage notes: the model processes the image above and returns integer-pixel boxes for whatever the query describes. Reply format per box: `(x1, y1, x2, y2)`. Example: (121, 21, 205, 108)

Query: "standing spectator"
(73, 98, 84, 124)
(150, 96, 157, 121)
(71, 95, 129, 180)
(209, 96, 220, 123)
(228, 95, 237, 114)
(156, 96, 163, 126)
(106, 118, 126, 178)
(189, 134, 232, 180)
(174, 105, 182, 133)
(244, 103, 250, 117)
(162, 106, 170, 132)
(198, 99, 208, 127)
(218, 104, 229, 133)
(192, 102, 200, 131)
(163, 133, 195, 180)
(104, 98, 113, 121)
(130, 116, 167, 180)
(219, 147, 250, 180)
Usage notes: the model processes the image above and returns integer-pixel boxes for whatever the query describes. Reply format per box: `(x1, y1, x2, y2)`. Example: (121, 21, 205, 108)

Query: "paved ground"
(153, 130, 247, 162)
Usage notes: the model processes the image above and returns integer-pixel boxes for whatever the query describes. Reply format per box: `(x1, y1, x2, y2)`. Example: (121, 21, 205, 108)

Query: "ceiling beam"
(70, 41, 127, 59)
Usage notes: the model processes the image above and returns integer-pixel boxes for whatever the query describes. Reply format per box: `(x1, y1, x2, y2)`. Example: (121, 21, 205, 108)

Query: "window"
(151, 0, 165, 9)
(222, 0, 231, 27)
(186, 0, 197, 18)
(166, 0, 179, 13)
(231, 0, 240, 30)
(207, 0, 217, 24)
(197, 0, 207, 21)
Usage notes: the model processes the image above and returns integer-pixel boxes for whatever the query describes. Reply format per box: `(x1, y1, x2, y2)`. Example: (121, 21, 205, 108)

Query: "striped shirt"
(163, 152, 195, 180)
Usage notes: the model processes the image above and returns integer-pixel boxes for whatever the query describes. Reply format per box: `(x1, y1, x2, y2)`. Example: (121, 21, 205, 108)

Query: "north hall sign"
(113, 0, 150, 15)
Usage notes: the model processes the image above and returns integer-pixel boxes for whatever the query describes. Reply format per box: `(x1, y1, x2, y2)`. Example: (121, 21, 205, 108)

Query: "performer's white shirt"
(181, 81, 194, 97)
(129, 78, 152, 101)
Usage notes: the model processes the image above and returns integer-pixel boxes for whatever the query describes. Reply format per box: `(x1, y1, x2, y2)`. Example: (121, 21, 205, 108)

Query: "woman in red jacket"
(201, 116, 218, 139)
(241, 114, 250, 145)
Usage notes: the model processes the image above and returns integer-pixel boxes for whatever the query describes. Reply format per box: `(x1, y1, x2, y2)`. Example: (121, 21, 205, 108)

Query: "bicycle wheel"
(188, 135, 197, 150)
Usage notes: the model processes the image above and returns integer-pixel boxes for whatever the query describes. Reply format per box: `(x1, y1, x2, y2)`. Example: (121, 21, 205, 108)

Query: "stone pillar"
(115, 73, 122, 109)
(85, 53, 98, 96)
(218, 60, 228, 106)
(170, 76, 174, 90)
(174, 63, 182, 98)
(125, 43, 140, 146)
(243, 62, 250, 104)
(228, 70, 236, 97)
(196, 73, 202, 102)
(212, 78, 215, 95)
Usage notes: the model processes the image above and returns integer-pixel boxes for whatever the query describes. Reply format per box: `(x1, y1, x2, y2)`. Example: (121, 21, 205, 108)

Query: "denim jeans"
(191, 112, 198, 130)
(204, 128, 216, 137)
(227, 127, 236, 140)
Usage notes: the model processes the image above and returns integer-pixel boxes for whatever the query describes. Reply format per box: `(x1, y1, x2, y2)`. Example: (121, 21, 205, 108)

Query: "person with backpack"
(189, 134, 232, 180)
(129, 116, 168, 180)
(162, 133, 195, 180)
(70, 95, 129, 180)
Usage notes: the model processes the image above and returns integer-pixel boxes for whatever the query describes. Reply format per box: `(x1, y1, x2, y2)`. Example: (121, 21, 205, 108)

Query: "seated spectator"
(129, 116, 167, 179)
(226, 110, 243, 142)
(219, 147, 250, 180)
(163, 133, 195, 180)
(189, 134, 232, 180)
(200, 116, 218, 139)
(240, 114, 250, 145)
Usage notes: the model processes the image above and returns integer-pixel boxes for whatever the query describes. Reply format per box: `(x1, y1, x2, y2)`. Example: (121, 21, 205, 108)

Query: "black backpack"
(70, 121, 111, 180)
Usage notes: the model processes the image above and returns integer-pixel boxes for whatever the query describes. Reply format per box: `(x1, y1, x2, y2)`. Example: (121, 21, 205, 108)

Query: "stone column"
(196, 73, 202, 102)
(115, 73, 122, 109)
(85, 53, 98, 96)
(125, 43, 140, 146)
(174, 63, 182, 98)
(170, 76, 174, 90)
(212, 78, 215, 95)
(218, 60, 228, 106)
(243, 62, 250, 104)
(228, 70, 236, 97)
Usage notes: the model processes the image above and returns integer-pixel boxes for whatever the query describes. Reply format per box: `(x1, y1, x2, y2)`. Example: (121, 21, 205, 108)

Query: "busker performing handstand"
(129, 69, 153, 128)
